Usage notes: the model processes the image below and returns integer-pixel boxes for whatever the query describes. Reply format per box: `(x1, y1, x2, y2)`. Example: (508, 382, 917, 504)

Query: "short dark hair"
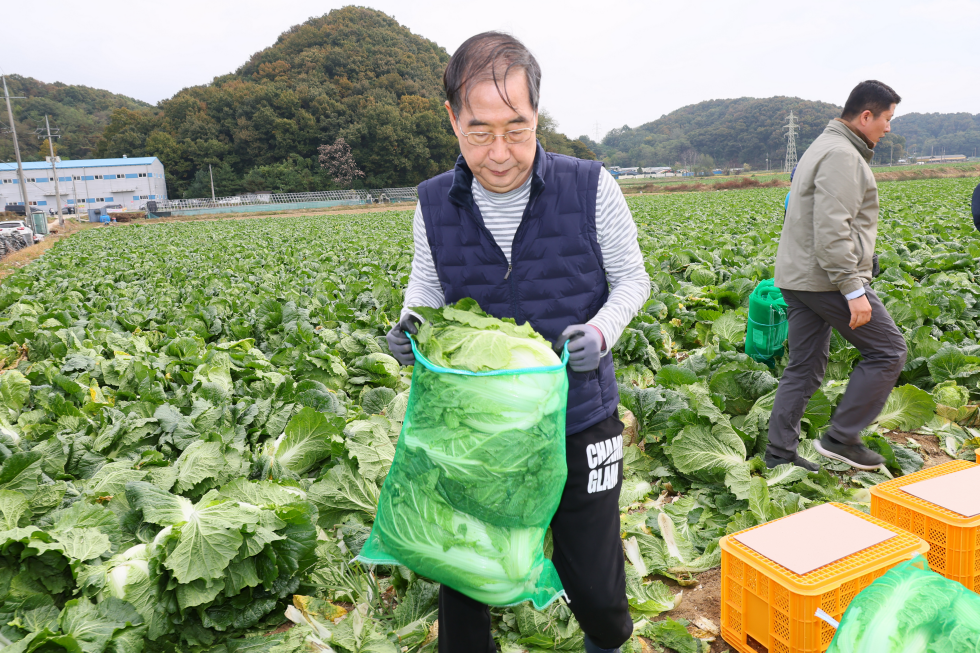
(443, 32, 541, 117)
(841, 80, 902, 120)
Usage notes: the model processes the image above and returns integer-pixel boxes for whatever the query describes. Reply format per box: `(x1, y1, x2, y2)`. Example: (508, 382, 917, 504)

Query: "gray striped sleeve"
(400, 202, 446, 320)
(586, 167, 651, 351)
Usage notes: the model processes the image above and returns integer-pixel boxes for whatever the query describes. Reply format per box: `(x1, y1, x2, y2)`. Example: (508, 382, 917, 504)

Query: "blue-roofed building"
(0, 156, 167, 211)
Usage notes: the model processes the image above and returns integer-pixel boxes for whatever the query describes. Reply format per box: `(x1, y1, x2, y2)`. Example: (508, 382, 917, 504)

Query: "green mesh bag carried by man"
(357, 299, 570, 608)
(827, 555, 980, 652)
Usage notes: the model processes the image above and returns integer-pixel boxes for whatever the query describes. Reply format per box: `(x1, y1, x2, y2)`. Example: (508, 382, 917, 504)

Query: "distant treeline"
(0, 76, 149, 162)
(581, 97, 944, 170)
(891, 113, 980, 158)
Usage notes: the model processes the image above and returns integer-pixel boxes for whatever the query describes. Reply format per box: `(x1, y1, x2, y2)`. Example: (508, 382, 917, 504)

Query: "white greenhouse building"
(0, 156, 167, 211)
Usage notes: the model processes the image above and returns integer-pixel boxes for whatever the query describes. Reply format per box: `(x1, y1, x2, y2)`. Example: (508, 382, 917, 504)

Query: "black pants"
(767, 286, 907, 459)
(438, 414, 633, 652)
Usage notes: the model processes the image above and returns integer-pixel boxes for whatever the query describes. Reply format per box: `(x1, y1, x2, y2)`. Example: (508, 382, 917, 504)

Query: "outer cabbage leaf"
(875, 384, 936, 431)
(666, 423, 747, 481)
(126, 481, 258, 583)
(270, 407, 345, 476)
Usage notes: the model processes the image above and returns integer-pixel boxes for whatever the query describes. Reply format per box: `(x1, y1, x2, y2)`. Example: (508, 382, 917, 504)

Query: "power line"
(1, 75, 36, 241)
(35, 115, 65, 228)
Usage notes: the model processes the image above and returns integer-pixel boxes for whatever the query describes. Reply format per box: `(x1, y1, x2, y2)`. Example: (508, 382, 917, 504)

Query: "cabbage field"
(0, 177, 977, 652)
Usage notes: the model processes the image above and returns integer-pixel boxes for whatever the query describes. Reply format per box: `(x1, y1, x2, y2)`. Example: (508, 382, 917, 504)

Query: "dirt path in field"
(621, 163, 980, 196)
(873, 164, 980, 182)
(883, 430, 955, 468)
(142, 201, 417, 224)
(662, 568, 725, 652)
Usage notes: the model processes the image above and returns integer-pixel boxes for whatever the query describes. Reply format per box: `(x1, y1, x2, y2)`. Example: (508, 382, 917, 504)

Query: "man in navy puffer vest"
(386, 32, 650, 653)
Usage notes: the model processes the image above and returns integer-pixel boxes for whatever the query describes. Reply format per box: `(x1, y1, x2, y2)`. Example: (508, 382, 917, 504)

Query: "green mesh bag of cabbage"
(827, 555, 980, 653)
(356, 299, 570, 609)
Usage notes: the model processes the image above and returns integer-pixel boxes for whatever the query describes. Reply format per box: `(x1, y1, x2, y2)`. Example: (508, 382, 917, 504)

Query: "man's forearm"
(401, 202, 446, 319)
(587, 278, 651, 353)
(588, 168, 652, 351)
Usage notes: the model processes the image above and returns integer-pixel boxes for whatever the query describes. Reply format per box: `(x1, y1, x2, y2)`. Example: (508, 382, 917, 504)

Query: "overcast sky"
(2, 0, 978, 140)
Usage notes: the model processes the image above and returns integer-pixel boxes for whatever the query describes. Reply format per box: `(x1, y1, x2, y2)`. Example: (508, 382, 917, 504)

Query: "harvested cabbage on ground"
(358, 300, 569, 608)
(828, 555, 980, 653)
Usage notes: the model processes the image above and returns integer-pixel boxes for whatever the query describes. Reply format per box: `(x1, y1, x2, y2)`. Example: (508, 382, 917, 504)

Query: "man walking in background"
(386, 32, 649, 653)
(768, 80, 907, 471)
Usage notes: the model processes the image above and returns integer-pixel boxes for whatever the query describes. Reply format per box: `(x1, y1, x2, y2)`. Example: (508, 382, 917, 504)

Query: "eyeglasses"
(457, 126, 536, 147)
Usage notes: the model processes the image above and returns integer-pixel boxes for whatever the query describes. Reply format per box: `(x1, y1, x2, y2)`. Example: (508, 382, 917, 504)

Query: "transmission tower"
(783, 111, 798, 173)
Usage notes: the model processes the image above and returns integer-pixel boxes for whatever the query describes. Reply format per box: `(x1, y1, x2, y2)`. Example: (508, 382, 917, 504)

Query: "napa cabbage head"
(107, 544, 151, 600)
(932, 380, 970, 408)
(828, 556, 980, 653)
(412, 300, 560, 372)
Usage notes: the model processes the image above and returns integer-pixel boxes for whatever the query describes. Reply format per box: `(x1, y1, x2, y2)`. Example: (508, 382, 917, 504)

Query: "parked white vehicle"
(0, 220, 37, 242)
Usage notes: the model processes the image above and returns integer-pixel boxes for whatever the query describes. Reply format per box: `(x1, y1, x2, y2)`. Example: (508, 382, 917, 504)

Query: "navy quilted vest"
(417, 143, 619, 434)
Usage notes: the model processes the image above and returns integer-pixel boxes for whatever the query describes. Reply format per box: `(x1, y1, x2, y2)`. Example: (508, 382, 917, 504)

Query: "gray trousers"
(767, 285, 907, 460)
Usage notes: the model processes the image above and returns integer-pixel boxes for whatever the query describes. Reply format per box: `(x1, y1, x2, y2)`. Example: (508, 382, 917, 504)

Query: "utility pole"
(209, 163, 216, 201)
(783, 111, 798, 173)
(37, 115, 64, 227)
(1, 75, 36, 241)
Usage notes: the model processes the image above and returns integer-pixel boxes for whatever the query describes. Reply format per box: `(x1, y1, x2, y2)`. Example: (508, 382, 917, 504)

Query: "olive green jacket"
(774, 119, 878, 296)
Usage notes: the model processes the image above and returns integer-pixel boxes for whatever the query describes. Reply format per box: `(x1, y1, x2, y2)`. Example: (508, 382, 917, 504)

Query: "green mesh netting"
(827, 555, 980, 652)
(357, 340, 570, 609)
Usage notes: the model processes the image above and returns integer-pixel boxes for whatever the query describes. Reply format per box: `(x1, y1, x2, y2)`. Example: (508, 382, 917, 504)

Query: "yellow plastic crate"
(870, 459, 980, 593)
(720, 503, 928, 653)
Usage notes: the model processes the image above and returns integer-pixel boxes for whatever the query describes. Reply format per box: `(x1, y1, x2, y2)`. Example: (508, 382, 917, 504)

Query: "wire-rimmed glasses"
(457, 126, 536, 147)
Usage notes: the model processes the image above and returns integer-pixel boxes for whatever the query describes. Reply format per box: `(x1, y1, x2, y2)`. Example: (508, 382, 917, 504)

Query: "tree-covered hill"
(94, 7, 456, 195)
(0, 75, 150, 162)
(890, 112, 980, 158)
(90, 6, 593, 198)
(584, 97, 932, 170)
(584, 97, 844, 170)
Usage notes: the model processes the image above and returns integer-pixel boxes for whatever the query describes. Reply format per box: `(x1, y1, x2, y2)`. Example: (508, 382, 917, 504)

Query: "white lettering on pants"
(587, 462, 619, 494)
(585, 436, 623, 494)
(587, 469, 598, 493)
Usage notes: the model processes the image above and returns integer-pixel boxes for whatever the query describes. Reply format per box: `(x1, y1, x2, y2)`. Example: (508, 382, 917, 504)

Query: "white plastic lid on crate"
(900, 465, 980, 517)
(732, 503, 896, 575)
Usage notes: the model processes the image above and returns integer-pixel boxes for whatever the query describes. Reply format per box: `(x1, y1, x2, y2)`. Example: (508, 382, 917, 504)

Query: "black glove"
(386, 314, 421, 366)
(872, 253, 881, 278)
